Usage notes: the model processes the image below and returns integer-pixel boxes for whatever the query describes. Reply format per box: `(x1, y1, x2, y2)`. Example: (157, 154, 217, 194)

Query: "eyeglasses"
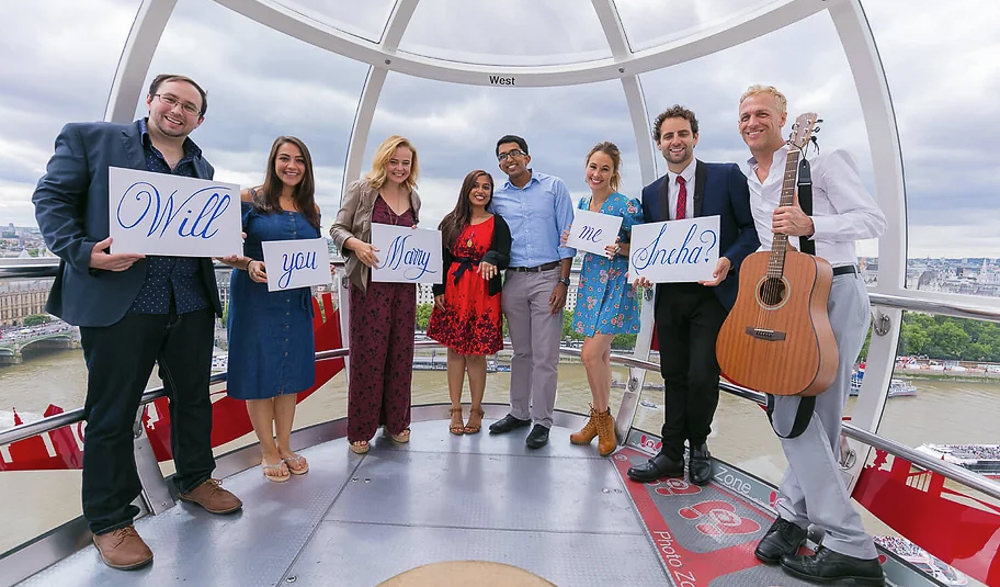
(497, 149, 525, 162)
(153, 93, 200, 117)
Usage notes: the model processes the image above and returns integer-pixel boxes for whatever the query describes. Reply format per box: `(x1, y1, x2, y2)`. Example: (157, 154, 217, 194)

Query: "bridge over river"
(0, 328, 80, 365)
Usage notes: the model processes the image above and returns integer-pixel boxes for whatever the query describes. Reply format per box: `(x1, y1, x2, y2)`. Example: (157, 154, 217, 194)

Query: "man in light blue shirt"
(488, 135, 575, 448)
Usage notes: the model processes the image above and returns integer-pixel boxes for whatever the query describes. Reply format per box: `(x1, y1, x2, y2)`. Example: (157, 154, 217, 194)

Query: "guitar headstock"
(787, 112, 819, 151)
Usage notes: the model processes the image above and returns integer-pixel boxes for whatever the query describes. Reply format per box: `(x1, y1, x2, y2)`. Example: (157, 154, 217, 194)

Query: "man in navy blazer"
(32, 74, 241, 570)
(627, 105, 758, 486)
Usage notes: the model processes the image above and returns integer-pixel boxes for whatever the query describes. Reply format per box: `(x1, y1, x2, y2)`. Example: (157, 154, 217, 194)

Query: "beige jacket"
(329, 178, 422, 293)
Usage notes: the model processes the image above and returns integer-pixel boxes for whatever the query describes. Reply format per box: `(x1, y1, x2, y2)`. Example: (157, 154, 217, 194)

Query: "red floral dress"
(427, 218, 503, 355)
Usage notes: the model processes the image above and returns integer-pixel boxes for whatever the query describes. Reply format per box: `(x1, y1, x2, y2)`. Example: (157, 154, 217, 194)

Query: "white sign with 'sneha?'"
(370, 224, 443, 284)
(108, 167, 242, 257)
(565, 209, 623, 256)
(261, 238, 332, 292)
(629, 216, 721, 283)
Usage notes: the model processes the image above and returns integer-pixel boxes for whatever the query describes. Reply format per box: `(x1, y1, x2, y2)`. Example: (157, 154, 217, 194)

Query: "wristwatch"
(558, 276, 570, 286)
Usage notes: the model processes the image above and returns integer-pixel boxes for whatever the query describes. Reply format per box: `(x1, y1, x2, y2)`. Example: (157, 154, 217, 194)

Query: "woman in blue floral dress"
(567, 142, 642, 456)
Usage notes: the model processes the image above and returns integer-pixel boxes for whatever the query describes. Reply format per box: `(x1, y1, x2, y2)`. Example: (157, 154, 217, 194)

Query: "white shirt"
(666, 160, 696, 220)
(746, 147, 886, 267)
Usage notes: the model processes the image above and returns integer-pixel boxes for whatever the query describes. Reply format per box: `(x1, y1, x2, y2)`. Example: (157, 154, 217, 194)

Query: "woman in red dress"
(427, 170, 511, 435)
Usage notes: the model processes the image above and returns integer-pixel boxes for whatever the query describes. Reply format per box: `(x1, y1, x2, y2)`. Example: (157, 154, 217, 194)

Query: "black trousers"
(79, 307, 216, 534)
(654, 283, 727, 461)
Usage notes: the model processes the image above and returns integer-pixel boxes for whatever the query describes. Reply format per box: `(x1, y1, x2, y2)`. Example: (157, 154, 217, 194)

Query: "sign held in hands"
(108, 167, 241, 257)
(371, 224, 443, 284)
(261, 238, 332, 292)
(629, 216, 720, 283)
(565, 209, 623, 257)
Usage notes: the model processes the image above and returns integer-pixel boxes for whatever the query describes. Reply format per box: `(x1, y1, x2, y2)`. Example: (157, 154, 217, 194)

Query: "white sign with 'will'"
(629, 216, 720, 283)
(261, 238, 332, 292)
(370, 224, 443, 284)
(565, 209, 623, 257)
(108, 167, 242, 257)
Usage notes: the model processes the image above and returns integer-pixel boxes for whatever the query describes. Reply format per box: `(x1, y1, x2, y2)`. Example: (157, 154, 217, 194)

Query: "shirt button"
(283, 352, 288, 357)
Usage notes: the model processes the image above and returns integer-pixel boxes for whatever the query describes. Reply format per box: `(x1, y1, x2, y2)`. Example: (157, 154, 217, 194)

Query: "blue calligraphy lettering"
(633, 223, 718, 270)
(115, 181, 233, 240)
(578, 225, 603, 242)
(278, 250, 319, 289)
(384, 234, 437, 280)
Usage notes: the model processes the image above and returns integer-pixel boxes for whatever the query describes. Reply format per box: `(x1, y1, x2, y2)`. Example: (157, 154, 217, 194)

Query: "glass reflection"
(271, 0, 396, 41)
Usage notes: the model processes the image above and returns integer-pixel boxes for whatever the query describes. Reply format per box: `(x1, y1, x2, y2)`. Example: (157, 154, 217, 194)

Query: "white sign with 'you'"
(108, 167, 242, 257)
(371, 224, 443, 284)
(565, 209, 623, 257)
(629, 216, 720, 283)
(261, 238, 332, 292)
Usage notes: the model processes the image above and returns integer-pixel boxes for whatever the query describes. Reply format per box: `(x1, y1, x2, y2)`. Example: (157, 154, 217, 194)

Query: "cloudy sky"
(1, 0, 997, 260)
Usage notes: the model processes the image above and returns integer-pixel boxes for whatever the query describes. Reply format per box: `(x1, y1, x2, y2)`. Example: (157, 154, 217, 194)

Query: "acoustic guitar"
(716, 113, 838, 396)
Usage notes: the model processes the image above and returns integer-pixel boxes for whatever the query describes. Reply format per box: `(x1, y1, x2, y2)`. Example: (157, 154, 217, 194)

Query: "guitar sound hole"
(758, 278, 786, 307)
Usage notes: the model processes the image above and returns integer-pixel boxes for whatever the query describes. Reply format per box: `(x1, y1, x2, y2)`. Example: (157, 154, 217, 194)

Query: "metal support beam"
(105, 0, 178, 123)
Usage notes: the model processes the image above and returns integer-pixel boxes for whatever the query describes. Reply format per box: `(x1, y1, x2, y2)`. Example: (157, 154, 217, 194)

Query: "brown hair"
(253, 136, 320, 229)
(148, 74, 208, 117)
(652, 105, 699, 141)
(438, 170, 494, 248)
(585, 141, 622, 192)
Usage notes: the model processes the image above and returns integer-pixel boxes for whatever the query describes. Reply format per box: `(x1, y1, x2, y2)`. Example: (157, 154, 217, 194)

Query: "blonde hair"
(739, 84, 788, 114)
(366, 135, 419, 192)
(585, 141, 622, 192)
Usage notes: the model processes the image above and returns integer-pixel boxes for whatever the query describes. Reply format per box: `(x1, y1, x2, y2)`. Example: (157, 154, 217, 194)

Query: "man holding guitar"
(737, 85, 886, 586)
(626, 106, 758, 486)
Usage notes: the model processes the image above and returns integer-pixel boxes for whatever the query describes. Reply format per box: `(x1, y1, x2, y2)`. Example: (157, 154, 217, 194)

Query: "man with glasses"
(32, 74, 242, 571)
(487, 135, 575, 448)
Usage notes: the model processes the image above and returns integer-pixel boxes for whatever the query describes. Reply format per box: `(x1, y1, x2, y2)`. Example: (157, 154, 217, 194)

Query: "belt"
(508, 261, 559, 273)
(832, 265, 858, 276)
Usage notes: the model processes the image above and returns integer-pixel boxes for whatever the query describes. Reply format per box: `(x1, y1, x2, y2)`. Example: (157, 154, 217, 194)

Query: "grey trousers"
(770, 272, 877, 559)
(501, 268, 562, 428)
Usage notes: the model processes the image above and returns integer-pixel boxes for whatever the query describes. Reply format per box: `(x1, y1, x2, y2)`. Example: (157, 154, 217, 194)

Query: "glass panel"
(365, 73, 641, 414)
(398, 0, 611, 66)
(864, 1, 1000, 271)
(638, 11, 880, 265)
(615, 0, 785, 52)
(271, 0, 395, 42)
(0, 0, 140, 231)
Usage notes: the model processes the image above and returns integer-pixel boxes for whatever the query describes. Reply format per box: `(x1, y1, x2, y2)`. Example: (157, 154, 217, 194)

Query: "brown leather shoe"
(93, 525, 153, 570)
(179, 479, 243, 514)
(595, 408, 617, 457)
(569, 406, 598, 445)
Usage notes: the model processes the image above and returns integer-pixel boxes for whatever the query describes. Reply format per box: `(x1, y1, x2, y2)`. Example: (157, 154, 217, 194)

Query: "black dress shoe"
(780, 546, 885, 586)
(688, 443, 713, 486)
(489, 413, 531, 434)
(626, 453, 683, 482)
(525, 424, 549, 449)
(755, 517, 808, 564)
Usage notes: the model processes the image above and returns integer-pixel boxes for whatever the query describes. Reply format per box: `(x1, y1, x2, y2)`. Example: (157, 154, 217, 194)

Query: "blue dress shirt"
(490, 171, 575, 268)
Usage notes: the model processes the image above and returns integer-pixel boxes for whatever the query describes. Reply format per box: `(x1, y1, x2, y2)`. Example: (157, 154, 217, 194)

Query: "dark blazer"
(641, 160, 759, 310)
(32, 120, 222, 327)
(433, 214, 511, 297)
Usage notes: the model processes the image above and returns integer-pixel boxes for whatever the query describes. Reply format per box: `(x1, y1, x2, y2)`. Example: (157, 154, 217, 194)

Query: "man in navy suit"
(627, 105, 758, 486)
(32, 74, 242, 570)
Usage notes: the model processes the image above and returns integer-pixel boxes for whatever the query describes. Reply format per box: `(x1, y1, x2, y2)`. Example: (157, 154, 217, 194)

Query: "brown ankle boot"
(596, 408, 617, 456)
(570, 406, 599, 445)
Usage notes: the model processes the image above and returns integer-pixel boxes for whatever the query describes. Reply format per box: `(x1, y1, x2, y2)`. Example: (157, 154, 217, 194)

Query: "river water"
(2, 348, 999, 555)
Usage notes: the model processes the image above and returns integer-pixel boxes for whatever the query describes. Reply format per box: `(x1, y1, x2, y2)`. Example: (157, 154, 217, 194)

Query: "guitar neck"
(768, 149, 801, 278)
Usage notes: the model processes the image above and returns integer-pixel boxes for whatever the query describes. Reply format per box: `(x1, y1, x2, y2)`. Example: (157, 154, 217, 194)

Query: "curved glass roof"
(272, 0, 396, 42)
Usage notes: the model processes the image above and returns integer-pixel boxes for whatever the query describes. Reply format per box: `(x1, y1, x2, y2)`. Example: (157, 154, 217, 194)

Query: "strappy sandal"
(389, 428, 411, 444)
(262, 459, 290, 483)
(464, 407, 485, 435)
(349, 440, 369, 454)
(283, 454, 309, 475)
(449, 407, 466, 435)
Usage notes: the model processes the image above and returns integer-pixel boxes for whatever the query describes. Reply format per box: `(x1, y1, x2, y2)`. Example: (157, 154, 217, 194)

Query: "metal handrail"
(4, 342, 1000, 504)
(869, 292, 1000, 324)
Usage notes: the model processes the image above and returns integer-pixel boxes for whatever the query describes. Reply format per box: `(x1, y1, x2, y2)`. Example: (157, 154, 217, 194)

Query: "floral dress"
(571, 193, 643, 336)
(427, 217, 503, 355)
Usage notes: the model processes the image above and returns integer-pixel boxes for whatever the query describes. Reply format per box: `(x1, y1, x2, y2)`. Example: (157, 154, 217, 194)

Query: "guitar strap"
(766, 156, 816, 439)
